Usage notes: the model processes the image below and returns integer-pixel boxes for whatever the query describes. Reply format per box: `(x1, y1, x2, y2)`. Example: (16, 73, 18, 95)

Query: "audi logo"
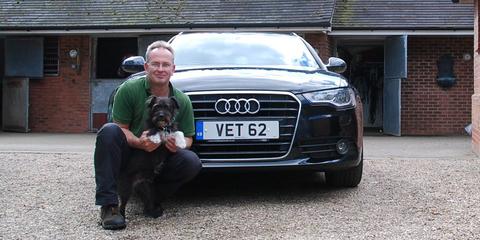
(214, 98, 261, 115)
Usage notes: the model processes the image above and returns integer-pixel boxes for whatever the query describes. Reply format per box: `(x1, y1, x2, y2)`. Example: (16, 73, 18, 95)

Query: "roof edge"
(0, 21, 331, 31)
(329, 29, 473, 36)
(0, 26, 331, 36)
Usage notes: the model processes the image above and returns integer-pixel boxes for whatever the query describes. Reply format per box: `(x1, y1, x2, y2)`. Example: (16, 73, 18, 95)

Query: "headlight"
(303, 88, 356, 108)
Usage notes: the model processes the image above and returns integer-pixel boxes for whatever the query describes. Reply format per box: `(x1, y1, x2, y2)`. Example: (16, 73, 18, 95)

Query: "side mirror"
(121, 56, 145, 73)
(326, 57, 347, 73)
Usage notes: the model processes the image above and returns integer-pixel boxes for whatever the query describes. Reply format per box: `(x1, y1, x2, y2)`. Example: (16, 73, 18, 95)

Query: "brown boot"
(100, 205, 126, 230)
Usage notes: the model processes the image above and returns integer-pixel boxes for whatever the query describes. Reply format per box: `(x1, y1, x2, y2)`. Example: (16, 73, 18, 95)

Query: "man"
(94, 41, 202, 230)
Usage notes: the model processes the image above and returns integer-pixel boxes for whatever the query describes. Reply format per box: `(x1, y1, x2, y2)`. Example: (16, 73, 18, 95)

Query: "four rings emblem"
(214, 98, 261, 115)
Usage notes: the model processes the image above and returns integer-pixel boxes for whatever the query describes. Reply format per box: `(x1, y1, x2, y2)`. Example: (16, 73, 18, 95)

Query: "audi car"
(118, 32, 363, 187)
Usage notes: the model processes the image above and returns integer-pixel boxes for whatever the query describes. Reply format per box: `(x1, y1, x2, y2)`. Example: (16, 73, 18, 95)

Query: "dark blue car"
(116, 32, 364, 187)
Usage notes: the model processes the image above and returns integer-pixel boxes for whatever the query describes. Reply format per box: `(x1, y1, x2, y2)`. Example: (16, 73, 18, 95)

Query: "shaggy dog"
(117, 96, 181, 219)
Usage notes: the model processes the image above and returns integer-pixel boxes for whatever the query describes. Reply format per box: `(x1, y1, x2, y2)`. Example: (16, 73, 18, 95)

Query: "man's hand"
(139, 131, 161, 152)
(164, 135, 178, 153)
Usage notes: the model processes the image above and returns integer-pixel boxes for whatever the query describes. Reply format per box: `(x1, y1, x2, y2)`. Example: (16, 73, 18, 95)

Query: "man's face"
(144, 48, 175, 87)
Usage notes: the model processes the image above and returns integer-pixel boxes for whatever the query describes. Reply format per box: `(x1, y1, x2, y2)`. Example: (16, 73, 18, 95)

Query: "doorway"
(337, 45, 384, 132)
(91, 37, 138, 130)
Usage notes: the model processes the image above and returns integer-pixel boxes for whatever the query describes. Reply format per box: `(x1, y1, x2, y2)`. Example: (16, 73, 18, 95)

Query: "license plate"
(196, 121, 279, 140)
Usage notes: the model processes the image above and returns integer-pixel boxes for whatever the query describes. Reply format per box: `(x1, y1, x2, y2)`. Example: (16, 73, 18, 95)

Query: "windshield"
(170, 32, 323, 71)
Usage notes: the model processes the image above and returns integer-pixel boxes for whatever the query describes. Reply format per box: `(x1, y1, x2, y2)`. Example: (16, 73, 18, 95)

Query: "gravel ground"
(0, 134, 479, 239)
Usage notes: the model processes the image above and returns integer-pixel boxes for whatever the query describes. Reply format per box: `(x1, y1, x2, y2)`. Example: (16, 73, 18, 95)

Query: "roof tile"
(0, 0, 334, 29)
(333, 0, 473, 30)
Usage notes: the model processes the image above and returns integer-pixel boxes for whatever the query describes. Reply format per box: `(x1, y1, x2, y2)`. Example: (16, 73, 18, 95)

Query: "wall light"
(68, 49, 80, 73)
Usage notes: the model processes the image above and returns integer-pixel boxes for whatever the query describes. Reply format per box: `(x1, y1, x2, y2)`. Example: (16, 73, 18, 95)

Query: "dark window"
(43, 37, 59, 76)
(96, 38, 138, 79)
(5, 37, 44, 78)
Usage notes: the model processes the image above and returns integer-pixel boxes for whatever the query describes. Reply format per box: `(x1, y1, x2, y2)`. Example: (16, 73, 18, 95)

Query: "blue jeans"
(94, 123, 202, 206)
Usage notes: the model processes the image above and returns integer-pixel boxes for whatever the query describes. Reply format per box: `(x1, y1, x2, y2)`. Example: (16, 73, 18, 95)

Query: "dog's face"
(147, 96, 179, 130)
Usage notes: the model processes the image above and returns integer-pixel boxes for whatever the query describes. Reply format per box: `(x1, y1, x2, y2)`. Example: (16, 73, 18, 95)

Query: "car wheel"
(325, 154, 363, 187)
(106, 86, 120, 123)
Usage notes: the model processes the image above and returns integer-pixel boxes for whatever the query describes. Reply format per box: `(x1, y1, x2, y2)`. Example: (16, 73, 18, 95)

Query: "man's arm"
(185, 137, 193, 148)
(114, 121, 159, 152)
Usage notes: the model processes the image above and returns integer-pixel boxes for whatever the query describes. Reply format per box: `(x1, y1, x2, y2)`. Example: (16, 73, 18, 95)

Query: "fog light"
(336, 140, 349, 155)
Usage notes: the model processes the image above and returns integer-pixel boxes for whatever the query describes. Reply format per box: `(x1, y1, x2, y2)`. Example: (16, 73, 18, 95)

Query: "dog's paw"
(173, 131, 186, 149)
(144, 206, 164, 218)
(148, 132, 162, 144)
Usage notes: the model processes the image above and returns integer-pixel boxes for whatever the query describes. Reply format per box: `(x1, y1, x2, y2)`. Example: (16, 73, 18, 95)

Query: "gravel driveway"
(0, 134, 478, 239)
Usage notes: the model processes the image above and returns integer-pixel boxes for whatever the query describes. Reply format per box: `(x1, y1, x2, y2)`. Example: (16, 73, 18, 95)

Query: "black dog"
(117, 96, 179, 219)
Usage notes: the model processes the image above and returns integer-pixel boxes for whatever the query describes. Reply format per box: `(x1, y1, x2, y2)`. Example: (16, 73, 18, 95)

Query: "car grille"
(187, 92, 300, 160)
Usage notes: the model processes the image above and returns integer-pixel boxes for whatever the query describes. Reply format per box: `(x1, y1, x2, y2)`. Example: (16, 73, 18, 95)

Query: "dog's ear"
(147, 96, 157, 108)
(170, 96, 180, 111)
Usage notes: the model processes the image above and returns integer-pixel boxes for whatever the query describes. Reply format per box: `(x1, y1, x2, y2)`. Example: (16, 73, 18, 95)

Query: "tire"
(325, 155, 363, 187)
(106, 86, 120, 123)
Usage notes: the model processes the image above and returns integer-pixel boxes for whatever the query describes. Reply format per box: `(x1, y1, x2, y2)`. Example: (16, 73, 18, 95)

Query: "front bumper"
(199, 98, 363, 172)
(200, 150, 361, 171)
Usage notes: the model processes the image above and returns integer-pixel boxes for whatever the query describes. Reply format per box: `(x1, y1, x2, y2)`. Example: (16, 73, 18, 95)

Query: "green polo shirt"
(112, 75, 195, 138)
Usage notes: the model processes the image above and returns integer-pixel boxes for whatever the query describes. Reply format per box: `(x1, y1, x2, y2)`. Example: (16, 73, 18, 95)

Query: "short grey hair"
(145, 40, 175, 62)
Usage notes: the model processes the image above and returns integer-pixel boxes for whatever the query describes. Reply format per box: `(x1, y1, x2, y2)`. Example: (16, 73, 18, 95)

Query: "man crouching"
(93, 40, 201, 230)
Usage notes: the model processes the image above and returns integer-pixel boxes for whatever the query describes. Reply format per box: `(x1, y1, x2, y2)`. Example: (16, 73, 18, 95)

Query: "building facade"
(0, 0, 474, 136)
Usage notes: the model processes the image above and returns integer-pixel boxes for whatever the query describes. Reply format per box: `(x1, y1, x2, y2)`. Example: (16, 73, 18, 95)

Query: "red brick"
(29, 36, 91, 133)
(403, 36, 473, 135)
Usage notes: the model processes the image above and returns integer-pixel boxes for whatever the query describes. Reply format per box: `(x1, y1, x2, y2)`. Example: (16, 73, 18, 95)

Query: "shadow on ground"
(167, 171, 352, 206)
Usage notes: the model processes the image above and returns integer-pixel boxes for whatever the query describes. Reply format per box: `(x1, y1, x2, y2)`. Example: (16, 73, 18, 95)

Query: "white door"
(2, 77, 29, 132)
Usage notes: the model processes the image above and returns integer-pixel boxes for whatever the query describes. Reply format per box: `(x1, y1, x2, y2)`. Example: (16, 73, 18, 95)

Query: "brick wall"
(403, 36, 473, 135)
(473, 0, 480, 154)
(29, 36, 91, 132)
(304, 32, 332, 63)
